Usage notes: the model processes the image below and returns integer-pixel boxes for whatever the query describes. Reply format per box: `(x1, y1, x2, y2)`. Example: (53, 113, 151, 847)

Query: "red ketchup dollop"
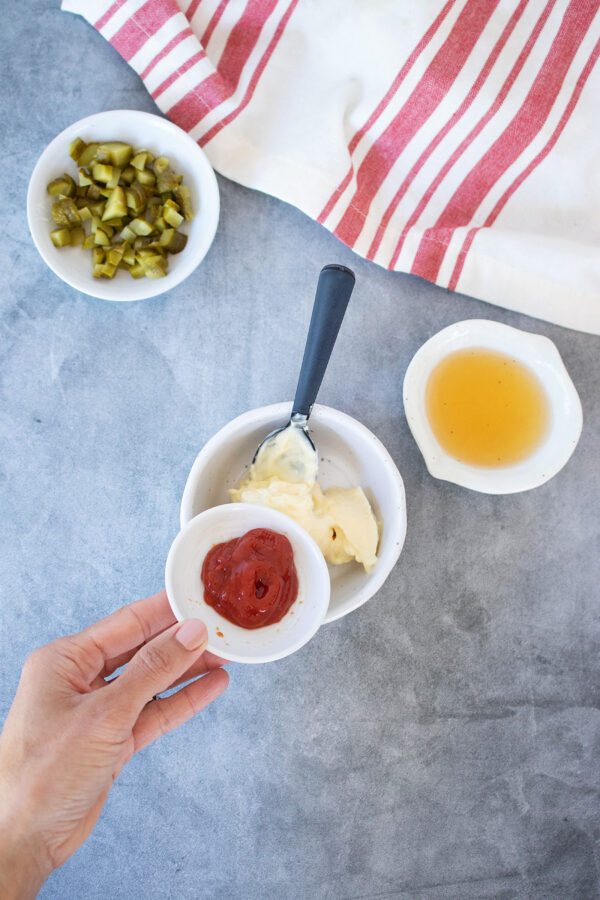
(201, 528, 298, 629)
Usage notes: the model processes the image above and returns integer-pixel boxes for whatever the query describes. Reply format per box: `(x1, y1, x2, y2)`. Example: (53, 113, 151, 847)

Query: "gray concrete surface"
(1, 5, 600, 899)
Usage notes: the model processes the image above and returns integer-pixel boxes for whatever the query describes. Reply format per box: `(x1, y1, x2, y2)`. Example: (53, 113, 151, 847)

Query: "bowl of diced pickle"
(27, 109, 220, 301)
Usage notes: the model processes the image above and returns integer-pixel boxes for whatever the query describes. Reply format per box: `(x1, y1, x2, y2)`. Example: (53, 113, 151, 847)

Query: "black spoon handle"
(292, 264, 356, 419)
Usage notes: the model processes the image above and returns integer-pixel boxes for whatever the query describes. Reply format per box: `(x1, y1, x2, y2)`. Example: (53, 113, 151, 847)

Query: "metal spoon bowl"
(251, 264, 356, 483)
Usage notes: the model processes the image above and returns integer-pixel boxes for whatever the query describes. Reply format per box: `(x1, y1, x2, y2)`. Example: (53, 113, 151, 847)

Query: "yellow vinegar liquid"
(425, 348, 551, 467)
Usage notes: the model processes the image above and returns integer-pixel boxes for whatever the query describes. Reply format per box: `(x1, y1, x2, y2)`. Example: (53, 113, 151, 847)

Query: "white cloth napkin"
(63, 0, 600, 333)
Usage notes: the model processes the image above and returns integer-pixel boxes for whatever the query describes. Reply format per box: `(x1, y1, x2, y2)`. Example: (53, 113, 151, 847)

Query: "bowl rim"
(26, 109, 220, 302)
(403, 318, 583, 494)
(165, 503, 330, 663)
(180, 402, 407, 624)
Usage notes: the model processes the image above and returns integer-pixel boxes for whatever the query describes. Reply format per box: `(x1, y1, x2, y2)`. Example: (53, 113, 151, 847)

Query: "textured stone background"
(1, 5, 600, 899)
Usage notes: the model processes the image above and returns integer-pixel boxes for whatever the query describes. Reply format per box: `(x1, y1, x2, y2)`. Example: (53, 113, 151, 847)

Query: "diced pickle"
(47, 174, 76, 197)
(119, 225, 136, 242)
(77, 142, 99, 168)
(159, 228, 187, 254)
(52, 198, 81, 226)
(131, 151, 148, 171)
(97, 142, 133, 167)
(135, 148, 155, 164)
(144, 198, 162, 225)
(129, 217, 154, 236)
(69, 138, 87, 162)
(102, 186, 127, 221)
(85, 182, 103, 201)
(156, 169, 182, 194)
(99, 222, 114, 239)
(121, 165, 136, 184)
(107, 167, 122, 190)
(92, 163, 114, 184)
(86, 200, 106, 217)
(163, 206, 184, 228)
(122, 244, 136, 266)
(82, 234, 96, 250)
(153, 156, 170, 175)
(143, 262, 167, 279)
(101, 262, 118, 278)
(70, 227, 85, 246)
(50, 228, 72, 248)
(136, 168, 156, 187)
(126, 183, 146, 215)
(107, 245, 124, 267)
(173, 185, 193, 221)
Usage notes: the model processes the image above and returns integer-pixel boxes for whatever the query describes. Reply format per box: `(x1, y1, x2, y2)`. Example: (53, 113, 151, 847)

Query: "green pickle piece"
(126, 183, 146, 215)
(69, 138, 87, 162)
(50, 228, 72, 248)
(160, 228, 187, 254)
(121, 166, 136, 184)
(102, 186, 128, 221)
(163, 206, 184, 228)
(153, 156, 170, 175)
(92, 163, 114, 184)
(136, 168, 156, 187)
(77, 143, 99, 168)
(173, 185, 193, 221)
(47, 174, 75, 197)
(129, 217, 154, 236)
(51, 198, 81, 226)
(97, 142, 133, 167)
(131, 151, 148, 171)
(70, 227, 85, 247)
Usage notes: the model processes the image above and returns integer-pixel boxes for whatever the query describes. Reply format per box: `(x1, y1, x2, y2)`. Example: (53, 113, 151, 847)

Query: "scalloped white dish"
(403, 319, 582, 494)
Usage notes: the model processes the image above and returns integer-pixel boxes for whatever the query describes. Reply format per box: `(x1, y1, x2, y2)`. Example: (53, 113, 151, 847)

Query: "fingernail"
(175, 619, 207, 650)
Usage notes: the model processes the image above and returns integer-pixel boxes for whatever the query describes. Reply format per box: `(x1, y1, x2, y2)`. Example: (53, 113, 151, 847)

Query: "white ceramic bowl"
(180, 403, 407, 624)
(403, 319, 583, 494)
(165, 503, 330, 663)
(27, 110, 219, 301)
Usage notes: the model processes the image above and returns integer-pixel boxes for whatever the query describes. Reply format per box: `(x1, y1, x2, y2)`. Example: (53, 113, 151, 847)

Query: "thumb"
(109, 618, 208, 721)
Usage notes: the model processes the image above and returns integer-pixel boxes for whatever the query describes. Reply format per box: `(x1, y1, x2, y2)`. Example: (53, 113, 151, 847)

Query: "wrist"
(0, 775, 51, 900)
(0, 822, 48, 900)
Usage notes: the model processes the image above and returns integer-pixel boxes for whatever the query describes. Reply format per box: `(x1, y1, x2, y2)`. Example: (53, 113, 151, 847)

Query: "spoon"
(251, 263, 356, 484)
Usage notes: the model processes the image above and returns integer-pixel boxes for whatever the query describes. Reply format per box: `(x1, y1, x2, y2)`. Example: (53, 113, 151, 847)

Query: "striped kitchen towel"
(62, 0, 600, 333)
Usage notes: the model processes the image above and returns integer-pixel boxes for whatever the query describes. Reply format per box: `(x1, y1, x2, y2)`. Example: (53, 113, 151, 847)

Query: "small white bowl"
(27, 110, 219, 301)
(165, 503, 330, 664)
(403, 319, 583, 494)
(180, 403, 407, 624)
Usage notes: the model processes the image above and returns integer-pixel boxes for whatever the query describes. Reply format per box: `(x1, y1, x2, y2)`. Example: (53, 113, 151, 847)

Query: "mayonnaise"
(230, 427, 379, 571)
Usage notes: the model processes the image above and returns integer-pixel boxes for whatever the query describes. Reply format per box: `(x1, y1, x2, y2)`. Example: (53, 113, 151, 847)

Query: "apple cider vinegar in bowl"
(403, 320, 583, 494)
(425, 348, 551, 467)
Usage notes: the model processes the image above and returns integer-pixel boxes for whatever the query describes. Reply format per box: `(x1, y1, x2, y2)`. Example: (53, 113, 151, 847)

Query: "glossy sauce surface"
(425, 348, 550, 467)
(201, 528, 298, 629)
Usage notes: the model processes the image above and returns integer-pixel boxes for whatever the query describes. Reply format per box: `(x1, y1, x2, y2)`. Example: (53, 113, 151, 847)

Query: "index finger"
(78, 589, 176, 664)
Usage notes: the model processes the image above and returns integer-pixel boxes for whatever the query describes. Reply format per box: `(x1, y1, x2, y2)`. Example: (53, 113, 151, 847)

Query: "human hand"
(0, 590, 228, 899)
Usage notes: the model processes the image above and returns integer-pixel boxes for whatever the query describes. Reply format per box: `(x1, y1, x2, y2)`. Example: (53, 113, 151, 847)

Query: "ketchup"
(201, 528, 298, 629)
